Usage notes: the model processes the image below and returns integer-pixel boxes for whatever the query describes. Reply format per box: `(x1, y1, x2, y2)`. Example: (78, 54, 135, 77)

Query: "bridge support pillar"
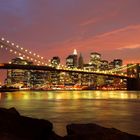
(127, 78, 140, 90)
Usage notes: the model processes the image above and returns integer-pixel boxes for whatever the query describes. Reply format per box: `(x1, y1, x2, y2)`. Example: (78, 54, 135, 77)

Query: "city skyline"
(0, 1, 140, 137)
(0, 0, 140, 64)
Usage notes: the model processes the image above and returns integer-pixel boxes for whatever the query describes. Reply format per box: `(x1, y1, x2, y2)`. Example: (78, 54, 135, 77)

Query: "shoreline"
(0, 107, 139, 140)
(0, 88, 128, 92)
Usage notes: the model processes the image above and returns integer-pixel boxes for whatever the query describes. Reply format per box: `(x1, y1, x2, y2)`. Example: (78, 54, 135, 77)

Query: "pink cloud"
(118, 44, 140, 50)
(95, 24, 140, 39)
(44, 24, 140, 63)
(80, 10, 118, 27)
(80, 17, 102, 26)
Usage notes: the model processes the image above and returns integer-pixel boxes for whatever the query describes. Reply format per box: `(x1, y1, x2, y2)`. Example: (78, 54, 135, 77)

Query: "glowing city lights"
(0, 38, 46, 65)
(1, 37, 4, 41)
(0, 37, 138, 80)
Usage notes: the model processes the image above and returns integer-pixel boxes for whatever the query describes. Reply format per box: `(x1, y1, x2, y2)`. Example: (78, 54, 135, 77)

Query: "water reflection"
(0, 90, 140, 100)
(0, 90, 140, 136)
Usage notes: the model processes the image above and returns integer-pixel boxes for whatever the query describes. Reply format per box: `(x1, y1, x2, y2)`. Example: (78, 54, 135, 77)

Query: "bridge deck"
(0, 63, 135, 79)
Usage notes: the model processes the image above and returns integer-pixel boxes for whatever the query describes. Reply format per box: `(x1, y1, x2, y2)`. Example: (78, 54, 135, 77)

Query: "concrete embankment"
(0, 107, 139, 140)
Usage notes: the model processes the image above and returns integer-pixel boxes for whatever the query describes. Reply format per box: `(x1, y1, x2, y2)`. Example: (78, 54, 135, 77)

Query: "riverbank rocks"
(65, 123, 140, 140)
(0, 108, 140, 140)
(0, 107, 61, 140)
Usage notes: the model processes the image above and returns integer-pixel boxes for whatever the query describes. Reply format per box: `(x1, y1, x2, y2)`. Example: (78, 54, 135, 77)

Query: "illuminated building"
(78, 53, 84, 69)
(50, 56, 61, 85)
(100, 60, 109, 70)
(127, 64, 138, 77)
(65, 50, 79, 85)
(89, 52, 101, 70)
(66, 49, 78, 68)
(90, 52, 101, 62)
(6, 57, 49, 88)
(51, 56, 60, 67)
(49, 71, 60, 85)
(30, 71, 48, 88)
(83, 64, 95, 71)
(112, 59, 123, 68)
(127, 64, 140, 90)
(108, 59, 124, 89)
(108, 61, 114, 70)
(6, 57, 32, 87)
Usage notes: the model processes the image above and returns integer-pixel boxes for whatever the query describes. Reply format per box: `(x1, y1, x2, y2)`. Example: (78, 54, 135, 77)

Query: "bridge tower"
(127, 64, 140, 90)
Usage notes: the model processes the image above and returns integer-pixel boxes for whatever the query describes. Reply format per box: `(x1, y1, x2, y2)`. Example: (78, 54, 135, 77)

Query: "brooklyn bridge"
(0, 37, 140, 90)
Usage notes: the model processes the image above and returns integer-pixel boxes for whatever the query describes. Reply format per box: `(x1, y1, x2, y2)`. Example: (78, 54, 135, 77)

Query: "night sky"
(0, 0, 140, 82)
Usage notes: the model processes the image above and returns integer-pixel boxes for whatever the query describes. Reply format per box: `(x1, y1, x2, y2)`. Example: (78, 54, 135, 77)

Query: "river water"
(0, 90, 140, 136)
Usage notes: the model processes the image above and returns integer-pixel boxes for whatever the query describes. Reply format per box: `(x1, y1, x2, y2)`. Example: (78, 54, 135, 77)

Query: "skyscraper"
(51, 56, 60, 67)
(100, 60, 109, 70)
(90, 52, 101, 63)
(66, 49, 78, 68)
(89, 52, 101, 70)
(6, 57, 48, 88)
(6, 57, 32, 87)
(112, 59, 123, 68)
(78, 53, 84, 69)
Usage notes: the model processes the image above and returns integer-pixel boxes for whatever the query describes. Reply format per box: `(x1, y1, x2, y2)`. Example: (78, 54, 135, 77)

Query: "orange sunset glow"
(0, 0, 140, 82)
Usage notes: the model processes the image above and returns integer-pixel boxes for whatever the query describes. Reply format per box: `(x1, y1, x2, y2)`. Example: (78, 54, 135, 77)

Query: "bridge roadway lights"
(0, 63, 136, 78)
(127, 78, 140, 90)
(1, 63, 140, 90)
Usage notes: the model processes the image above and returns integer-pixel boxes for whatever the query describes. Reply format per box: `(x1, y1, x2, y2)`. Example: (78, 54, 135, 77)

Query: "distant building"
(83, 63, 96, 71)
(90, 52, 101, 63)
(51, 56, 60, 67)
(10, 57, 33, 65)
(100, 60, 109, 70)
(50, 56, 61, 85)
(127, 63, 139, 77)
(112, 59, 123, 68)
(66, 49, 78, 68)
(6, 57, 32, 87)
(88, 52, 101, 70)
(78, 53, 84, 69)
(30, 71, 48, 88)
(108, 61, 114, 70)
(6, 57, 48, 88)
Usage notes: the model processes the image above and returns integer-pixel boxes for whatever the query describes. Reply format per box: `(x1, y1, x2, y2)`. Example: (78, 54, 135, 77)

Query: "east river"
(0, 90, 140, 136)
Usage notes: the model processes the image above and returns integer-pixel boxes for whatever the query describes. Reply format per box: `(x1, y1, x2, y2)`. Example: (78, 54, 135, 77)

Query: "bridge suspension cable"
(106, 64, 136, 74)
(0, 37, 48, 65)
(0, 37, 137, 78)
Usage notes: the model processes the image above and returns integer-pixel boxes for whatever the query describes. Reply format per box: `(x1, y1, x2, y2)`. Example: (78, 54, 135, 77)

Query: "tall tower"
(6, 57, 32, 87)
(90, 52, 101, 63)
(113, 59, 122, 68)
(73, 49, 77, 55)
(90, 52, 101, 70)
(73, 49, 78, 67)
(78, 53, 84, 69)
(66, 49, 78, 68)
(51, 56, 60, 67)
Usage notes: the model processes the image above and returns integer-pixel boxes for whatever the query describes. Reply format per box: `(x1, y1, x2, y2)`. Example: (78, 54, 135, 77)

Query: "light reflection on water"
(0, 90, 140, 136)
